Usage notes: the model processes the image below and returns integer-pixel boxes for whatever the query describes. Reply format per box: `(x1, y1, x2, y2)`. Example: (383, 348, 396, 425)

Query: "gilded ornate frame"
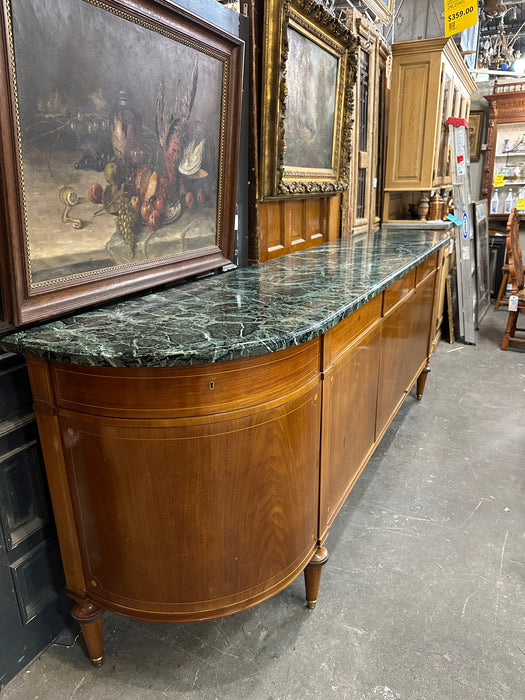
(260, 0, 358, 199)
(468, 110, 484, 162)
(361, 1, 393, 25)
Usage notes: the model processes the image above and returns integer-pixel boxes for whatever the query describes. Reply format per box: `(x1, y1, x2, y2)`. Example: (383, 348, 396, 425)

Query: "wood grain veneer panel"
(304, 198, 324, 245)
(257, 196, 341, 261)
(323, 294, 382, 368)
(382, 268, 416, 315)
(50, 339, 321, 419)
(415, 252, 438, 285)
(259, 201, 285, 260)
(284, 200, 306, 248)
(396, 63, 430, 181)
(376, 272, 436, 439)
(320, 322, 382, 534)
(59, 387, 320, 620)
(326, 195, 342, 240)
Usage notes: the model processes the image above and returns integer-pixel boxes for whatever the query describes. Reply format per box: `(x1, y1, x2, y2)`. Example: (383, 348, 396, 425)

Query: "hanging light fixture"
(478, 5, 525, 70)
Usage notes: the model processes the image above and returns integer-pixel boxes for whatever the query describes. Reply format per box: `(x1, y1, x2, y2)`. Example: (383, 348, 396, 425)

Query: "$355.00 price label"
(444, 0, 478, 37)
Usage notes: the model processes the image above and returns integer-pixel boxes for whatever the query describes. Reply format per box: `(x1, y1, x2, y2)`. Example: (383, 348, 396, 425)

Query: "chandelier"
(478, 15, 525, 69)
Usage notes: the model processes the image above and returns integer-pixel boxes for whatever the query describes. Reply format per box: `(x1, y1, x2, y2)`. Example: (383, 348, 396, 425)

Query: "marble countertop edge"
(0, 229, 450, 368)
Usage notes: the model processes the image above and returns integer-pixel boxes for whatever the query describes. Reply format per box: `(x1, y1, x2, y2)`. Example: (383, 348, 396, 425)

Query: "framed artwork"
(361, 1, 393, 25)
(469, 111, 484, 162)
(0, 0, 243, 325)
(259, 0, 358, 199)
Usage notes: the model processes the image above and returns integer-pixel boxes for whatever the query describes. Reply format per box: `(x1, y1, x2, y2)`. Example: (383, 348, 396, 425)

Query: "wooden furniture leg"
(416, 364, 431, 400)
(304, 546, 329, 609)
(501, 209, 525, 350)
(501, 309, 520, 350)
(71, 600, 104, 667)
(494, 269, 509, 310)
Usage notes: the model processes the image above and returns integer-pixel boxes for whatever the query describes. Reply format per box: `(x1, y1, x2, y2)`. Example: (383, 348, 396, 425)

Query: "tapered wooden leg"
(304, 546, 329, 609)
(416, 364, 431, 400)
(502, 310, 517, 350)
(71, 600, 104, 667)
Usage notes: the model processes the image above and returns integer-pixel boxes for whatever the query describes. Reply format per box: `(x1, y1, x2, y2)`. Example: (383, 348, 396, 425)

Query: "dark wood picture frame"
(469, 110, 484, 162)
(259, 0, 357, 200)
(0, 0, 244, 326)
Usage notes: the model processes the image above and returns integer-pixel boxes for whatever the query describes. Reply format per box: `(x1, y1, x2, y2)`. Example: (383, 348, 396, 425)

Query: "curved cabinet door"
(60, 388, 321, 621)
(29, 340, 322, 623)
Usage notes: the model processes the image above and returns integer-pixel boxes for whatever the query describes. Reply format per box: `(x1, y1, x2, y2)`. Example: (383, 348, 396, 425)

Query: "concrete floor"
(4, 306, 524, 700)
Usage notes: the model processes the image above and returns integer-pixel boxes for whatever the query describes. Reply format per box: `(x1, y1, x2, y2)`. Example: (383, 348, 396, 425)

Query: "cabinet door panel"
(59, 387, 320, 617)
(320, 324, 382, 533)
(391, 62, 431, 183)
(376, 273, 435, 439)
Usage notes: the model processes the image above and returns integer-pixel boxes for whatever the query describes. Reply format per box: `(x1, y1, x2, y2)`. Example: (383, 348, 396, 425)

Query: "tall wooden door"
(0, 352, 68, 689)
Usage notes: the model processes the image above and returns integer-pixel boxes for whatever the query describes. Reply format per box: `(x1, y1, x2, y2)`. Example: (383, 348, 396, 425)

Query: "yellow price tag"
(494, 173, 506, 187)
(444, 0, 478, 37)
(517, 198, 525, 211)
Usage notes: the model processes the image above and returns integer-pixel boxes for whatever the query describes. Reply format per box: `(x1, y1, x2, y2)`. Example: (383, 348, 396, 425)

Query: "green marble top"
(0, 228, 450, 367)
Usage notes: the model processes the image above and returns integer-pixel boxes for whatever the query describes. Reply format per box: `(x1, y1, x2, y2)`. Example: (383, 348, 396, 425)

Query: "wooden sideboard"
(23, 247, 441, 666)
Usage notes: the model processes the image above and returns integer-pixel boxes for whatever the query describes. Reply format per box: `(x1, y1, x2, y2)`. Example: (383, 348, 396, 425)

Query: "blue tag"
(446, 213, 463, 226)
(462, 212, 469, 239)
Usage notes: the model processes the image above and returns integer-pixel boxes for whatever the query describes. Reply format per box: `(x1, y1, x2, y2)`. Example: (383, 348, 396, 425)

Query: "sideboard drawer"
(44, 339, 322, 419)
(416, 252, 438, 285)
(324, 295, 382, 366)
(383, 269, 416, 315)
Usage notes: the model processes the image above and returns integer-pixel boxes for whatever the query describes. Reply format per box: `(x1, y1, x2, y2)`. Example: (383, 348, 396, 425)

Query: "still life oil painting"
(283, 26, 337, 171)
(6, 0, 236, 299)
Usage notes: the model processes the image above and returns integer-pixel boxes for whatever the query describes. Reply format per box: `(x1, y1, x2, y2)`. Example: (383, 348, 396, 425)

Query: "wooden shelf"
(488, 213, 525, 220)
(482, 89, 525, 203)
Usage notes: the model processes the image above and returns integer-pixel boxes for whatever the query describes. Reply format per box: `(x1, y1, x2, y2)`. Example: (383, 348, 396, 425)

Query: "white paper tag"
(449, 239, 455, 254)
(455, 127, 466, 176)
(509, 295, 519, 311)
(455, 127, 465, 155)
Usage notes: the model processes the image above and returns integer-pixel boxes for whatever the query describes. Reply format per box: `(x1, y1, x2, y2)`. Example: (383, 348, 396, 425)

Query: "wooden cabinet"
(23, 255, 439, 665)
(384, 37, 475, 223)
(482, 81, 525, 221)
(29, 341, 323, 623)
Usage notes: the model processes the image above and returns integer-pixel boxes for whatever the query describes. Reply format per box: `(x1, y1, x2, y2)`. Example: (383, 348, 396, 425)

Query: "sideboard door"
(0, 353, 68, 689)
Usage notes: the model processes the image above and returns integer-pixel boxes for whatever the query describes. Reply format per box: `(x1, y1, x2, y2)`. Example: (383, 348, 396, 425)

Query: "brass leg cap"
(90, 655, 103, 668)
(417, 394, 423, 401)
(307, 600, 317, 610)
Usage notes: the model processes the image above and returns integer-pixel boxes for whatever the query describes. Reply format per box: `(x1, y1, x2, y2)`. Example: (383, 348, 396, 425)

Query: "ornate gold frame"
(468, 110, 484, 162)
(361, 1, 393, 25)
(260, 0, 358, 199)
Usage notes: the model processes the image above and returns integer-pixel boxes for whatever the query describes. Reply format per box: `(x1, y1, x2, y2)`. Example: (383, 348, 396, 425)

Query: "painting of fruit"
(8, 0, 226, 286)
